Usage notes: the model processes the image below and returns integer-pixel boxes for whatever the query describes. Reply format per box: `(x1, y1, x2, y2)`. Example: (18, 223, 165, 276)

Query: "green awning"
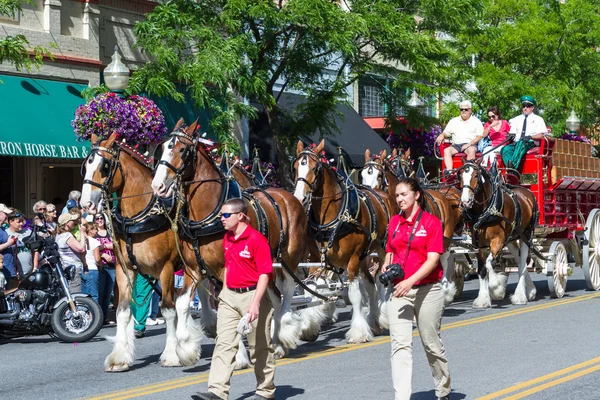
(0, 74, 89, 159)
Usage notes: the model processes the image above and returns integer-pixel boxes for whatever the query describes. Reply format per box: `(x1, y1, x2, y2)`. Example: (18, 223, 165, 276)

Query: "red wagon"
(439, 137, 600, 297)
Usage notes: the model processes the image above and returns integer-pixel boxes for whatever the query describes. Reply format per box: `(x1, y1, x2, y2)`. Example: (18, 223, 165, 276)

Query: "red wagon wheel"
(583, 209, 600, 291)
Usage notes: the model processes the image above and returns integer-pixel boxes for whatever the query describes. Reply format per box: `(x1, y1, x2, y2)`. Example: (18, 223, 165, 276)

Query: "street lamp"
(407, 89, 425, 108)
(103, 46, 130, 98)
(566, 109, 581, 134)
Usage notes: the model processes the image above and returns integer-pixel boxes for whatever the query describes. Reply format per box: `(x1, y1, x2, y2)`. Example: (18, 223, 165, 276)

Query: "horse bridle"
(363, 158, 386, 188)
(456, 162, 483, 196)
(155, 129, 196, 177)
(294, 150, 324, 193)
(82, 144, 123, 192)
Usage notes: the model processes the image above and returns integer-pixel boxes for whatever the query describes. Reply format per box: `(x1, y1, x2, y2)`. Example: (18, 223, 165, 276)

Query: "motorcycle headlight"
(63, 265, 76, 281)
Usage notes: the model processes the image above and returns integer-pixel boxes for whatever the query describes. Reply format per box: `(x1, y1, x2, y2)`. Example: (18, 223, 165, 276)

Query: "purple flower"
(72, 93, 167, 145)
(385, 125, 441, 159)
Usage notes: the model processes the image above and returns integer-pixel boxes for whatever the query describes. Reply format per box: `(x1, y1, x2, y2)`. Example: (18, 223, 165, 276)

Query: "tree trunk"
(265, 107, 295, 190)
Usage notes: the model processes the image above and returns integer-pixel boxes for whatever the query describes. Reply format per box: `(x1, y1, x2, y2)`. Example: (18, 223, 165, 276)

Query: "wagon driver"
(501, 95, 548, 170)
(193, 198, 275, 400)
(435, 100, 484, 175)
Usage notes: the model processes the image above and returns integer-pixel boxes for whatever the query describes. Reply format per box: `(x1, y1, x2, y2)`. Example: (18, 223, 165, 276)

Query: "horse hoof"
(300, 332, 319, 342)
(105, 363, 130, 372)
(161, 360, 182, 367)
(472, 302, 491, 309)
(273, 346, 287, 359)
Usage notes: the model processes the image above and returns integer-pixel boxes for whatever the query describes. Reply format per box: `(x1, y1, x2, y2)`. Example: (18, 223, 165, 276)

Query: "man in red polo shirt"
(193, 198, 275, 400)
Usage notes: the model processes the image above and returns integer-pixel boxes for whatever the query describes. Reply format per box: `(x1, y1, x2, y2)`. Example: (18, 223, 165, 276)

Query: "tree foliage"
(445, 0, 600, 135)
(131, 0, 479, 184)
(0, 0, 53, 71)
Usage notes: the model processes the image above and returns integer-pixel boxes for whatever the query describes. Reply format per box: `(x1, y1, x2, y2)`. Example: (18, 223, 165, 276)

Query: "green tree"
(131, 0, 479, 186)
(446, 0, 600, 136)
(0, 0, 53, 71)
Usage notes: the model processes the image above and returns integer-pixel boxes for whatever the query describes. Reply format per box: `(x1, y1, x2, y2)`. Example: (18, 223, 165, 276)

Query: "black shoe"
(134, 330, 145, 339)
(191, 392, 223, 400)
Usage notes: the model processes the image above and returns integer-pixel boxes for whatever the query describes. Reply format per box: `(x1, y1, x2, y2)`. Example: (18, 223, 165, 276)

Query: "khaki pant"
(387, 282, 450, 399)
(208, 287, 275, 400)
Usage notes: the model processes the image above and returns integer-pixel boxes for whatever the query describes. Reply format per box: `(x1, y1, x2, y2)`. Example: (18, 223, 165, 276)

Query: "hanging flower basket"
(72, 92, 167, 145)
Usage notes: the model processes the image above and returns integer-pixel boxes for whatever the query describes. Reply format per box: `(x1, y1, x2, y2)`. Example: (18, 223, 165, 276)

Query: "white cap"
(0, 203, 12, 214)
(459, 100, 472, 109)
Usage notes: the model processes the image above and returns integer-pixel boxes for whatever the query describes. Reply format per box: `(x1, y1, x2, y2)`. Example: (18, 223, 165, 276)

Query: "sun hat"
(58, 212, 79, 227)
(520, 95, 537, 107)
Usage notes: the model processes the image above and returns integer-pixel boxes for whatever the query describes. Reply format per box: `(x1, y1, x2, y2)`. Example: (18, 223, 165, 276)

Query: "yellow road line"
(477, 356, 600, 400)
(86, 292, 600, 400)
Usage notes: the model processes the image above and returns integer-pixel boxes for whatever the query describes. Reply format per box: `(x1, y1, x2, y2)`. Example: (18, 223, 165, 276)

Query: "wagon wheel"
(583, 208, 600, 290)
(546, 241, 570, 298)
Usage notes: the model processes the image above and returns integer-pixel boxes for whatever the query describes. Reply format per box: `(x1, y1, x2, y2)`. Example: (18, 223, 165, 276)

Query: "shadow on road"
(239, 385, 304, 399)
(412, 390, 466, 399)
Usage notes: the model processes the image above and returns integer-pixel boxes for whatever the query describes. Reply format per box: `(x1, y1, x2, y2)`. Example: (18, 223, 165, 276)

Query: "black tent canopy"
(249, 92, 390, 168)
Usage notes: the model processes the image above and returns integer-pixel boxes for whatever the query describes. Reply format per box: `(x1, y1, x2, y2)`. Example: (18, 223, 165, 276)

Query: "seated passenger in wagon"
(501, 95, 547, 171)
(435, 100, 484, 176)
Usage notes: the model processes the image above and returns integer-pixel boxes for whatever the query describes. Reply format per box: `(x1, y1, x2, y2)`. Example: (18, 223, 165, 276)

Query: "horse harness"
(298, 150, 381, 267)
(82, 142, 168, 297)
(458, 162, 541, 258)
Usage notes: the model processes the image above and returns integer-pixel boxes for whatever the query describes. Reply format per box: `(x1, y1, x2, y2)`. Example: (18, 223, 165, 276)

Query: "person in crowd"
(481, 106, 510, 166)
(32, 201, 47, 215)
(147, 282, 165, 326)
(44, 204, 58, 236)
(435, 100, 484, 174)
(5, 211, 38, 279)
(94, 213, 117, 324)
(501, 95, 548, 170)
(193, 198, 275, 400)
(0, 254, 6, 290)
(381, 177, 451, 400)
(61, 191, 81, 214)
(56, 212, 86, 293)
(131, 274, 160, 338)
(0, 204, 16, 288)
(81, 222, 102, 304)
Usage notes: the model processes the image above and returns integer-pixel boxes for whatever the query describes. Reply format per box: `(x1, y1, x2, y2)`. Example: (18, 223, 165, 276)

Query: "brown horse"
(361, 148, 466, 305)
(80, 133, 202, 372)
(293, 140, 396, 342)
(458, 160, 537, 308)
(151, 121, 309, 357)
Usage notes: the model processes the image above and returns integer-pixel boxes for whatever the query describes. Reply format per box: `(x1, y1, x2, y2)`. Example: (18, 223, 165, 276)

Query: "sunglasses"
(219, 212, 240, 219)
(522, 103, 534, 108)
(37, 208, 46, 212)
(488, 114, 497, 119)
(94, 216, 104, 220)
(460, 108, 471, 112)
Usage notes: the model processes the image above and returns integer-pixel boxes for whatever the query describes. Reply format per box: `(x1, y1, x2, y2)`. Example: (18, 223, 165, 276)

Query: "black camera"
(379, 263, 405, 286)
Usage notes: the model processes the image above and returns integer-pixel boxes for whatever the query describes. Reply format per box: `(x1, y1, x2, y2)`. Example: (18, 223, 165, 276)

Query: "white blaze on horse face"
(361, 166, 380, 189)
(80, 153, 102, 208)
(293, 157, 311, 202)
(461, 166, 475, 208)
(151, 139, 176, 197)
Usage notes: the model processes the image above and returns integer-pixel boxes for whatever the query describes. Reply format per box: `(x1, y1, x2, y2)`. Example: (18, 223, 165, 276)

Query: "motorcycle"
(0, 216, 103, 342)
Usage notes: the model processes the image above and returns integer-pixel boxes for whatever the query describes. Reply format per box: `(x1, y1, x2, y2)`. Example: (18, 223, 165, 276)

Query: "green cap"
(520, 95, 536, 106)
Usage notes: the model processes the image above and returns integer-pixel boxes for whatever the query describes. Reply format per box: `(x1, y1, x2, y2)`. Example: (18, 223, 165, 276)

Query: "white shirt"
(85, 237, 101, 271)
(509, 113, 548, 141)
(56, 232, 83, 267)
(443, 115, 484, 145)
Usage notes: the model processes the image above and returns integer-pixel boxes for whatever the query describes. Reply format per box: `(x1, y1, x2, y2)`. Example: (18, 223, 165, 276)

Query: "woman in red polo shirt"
(382, 177, 451, 400)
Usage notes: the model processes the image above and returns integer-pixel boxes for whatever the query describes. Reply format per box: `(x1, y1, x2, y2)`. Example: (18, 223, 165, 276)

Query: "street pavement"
(2, 268, 600, 400)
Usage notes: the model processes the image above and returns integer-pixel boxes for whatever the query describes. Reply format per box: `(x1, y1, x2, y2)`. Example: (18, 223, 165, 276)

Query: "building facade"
(0, 0, 157, 214)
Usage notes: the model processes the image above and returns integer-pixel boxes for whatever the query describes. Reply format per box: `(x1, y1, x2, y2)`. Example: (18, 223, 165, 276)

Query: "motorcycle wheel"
(51, 297, 103, 343)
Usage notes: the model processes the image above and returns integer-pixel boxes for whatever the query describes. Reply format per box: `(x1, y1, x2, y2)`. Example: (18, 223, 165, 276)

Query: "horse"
(293, 140, 396, 342)
(151, 121, 310, 357)
(80, 132, 203, 372)
(457, 159, 538, 308)
(360, 148, 466, 305)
